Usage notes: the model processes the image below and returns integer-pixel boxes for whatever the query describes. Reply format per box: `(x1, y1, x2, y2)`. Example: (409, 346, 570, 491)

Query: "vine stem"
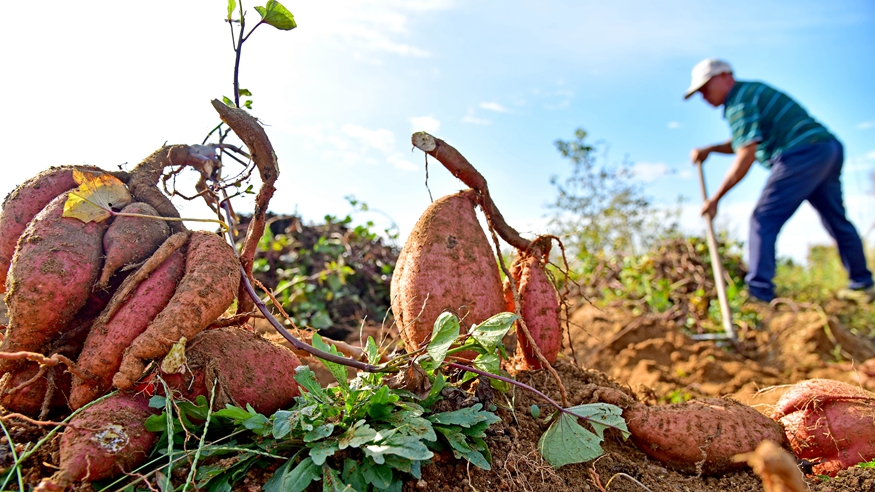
(446, 362, 579, 420)
(112, 211, 228, 232)
(217, 195, 392, 374)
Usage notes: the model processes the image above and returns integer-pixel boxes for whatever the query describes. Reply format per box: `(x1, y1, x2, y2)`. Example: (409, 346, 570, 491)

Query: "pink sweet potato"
(0, 191, 108, 375)
(391, 190, 504, 355)
(70, 250, 186, 409)
(773, 379, 875, 476)
(54, 392, 157, 484)
(0, 363, 72, 416)
(159, 326, 302, 414)
(503, 252, 561, 370)
(0, 313, 96, 415)
(97, 202, 171, 287)
(0, 165, 100, 292)
(599, 388, 788, 475)
(112, 231, 241, 390)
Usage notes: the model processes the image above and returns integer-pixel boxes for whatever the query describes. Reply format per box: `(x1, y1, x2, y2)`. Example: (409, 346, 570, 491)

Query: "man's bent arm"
(691, 140, 734, 163)
(700, 142, 757, 217)
(707, 140, 735, 155)
(712, 142, 757, 201)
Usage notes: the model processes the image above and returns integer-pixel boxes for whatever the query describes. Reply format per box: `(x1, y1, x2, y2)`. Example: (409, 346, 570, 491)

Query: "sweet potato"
(0, 314, 95, 416)
(70, 250, 186, 409)
(391, 190, 504, 355)
(54, 392, 157, 484)
(598, 388, 787, 475)
(0, 191, 108, 375)
(0, 165, 101, 292)
(772, 379, 875, 476)
(159, 326, 302, 414)
(0, 363, 71, 416)
(97, 202, 170, 287)
(503, 252, 561, 369)
(113, 231, 241, 390)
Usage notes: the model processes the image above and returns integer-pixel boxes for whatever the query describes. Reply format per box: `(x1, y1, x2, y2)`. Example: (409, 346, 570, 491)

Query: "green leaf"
(360, 459, 393, 488)
(472, 353, 500, 376)
(226, 0, 236, 20)
(305, 423, 335, 442)
(144, 414, 167, 432)
(387, 480, 403, 492)
(338, 420, 378, 449)
(238, 88, 252, 96)
(213, 404, 253, 422)
(470, 312, 518, 352)
(148, 395, 167, 409)
(221, 95, 235, 107)
(242, 410, 272, 436)
(421, 372, 446, 408)
(427, 312, 460, 366)
(538, 412, 605, 469)
(272, 410, 295, 439)
(530, 405, 541, 419)
(367, 386, 398, 420)
(364, 336, 380, 365)
(263, 455, 321, 492)
(309, 439, 339, 466)
(322, 464, 349, 492)
(312, 333, 349, 391)
(388, 412, 436, 442)
(243, 100, 253, 109)
(382, 455, 422, 479)
(364, 434, 433, 464)
(427, 403, 501, 428)
(254, 0, 297, 30)
(434, 427, 491, 470)
(342, 459, 367, 492)
(565, 403, 629, 440)
(294, 366, 327, 401)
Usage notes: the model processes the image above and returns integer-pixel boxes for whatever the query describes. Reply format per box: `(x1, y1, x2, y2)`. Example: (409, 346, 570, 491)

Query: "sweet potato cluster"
(0, 161, 302, 484)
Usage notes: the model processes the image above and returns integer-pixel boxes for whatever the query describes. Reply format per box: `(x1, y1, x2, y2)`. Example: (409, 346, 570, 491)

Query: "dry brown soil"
(3, 300, 875, 491)
(310, 299, 875, 492)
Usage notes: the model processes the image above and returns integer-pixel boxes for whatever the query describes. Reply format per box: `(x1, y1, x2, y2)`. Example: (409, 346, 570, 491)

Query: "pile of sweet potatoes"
(0, 152, 303, 484)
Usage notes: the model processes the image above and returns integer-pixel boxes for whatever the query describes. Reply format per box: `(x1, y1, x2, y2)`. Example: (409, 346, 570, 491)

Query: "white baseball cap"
(683, 58, 733, 100)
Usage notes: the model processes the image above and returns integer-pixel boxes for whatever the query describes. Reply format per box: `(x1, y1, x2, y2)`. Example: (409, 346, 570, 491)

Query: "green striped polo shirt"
(723, 81, 834, 168)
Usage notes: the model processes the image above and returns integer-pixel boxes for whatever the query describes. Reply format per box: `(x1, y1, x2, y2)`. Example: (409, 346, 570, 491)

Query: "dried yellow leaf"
(62, 169, 133, 223)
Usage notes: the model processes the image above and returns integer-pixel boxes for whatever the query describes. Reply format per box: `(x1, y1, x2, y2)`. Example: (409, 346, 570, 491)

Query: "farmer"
(685, 58, 874, 303)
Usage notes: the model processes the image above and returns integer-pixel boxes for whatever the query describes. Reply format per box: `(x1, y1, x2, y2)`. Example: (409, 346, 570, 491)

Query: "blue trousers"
(747, 138, 873, 301)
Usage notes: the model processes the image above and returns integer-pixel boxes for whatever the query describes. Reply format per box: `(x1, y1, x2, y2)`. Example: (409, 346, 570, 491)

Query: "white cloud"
(410, 115, 441, 134)
(867, 150, 875, 160)
(462, 111, 491, 125)
(667, 121, 683, 129)
(479, 102, 511, 113)
(388, 153, 418, 171)
(296, 1, 456, 61)
(630, 161, 671, 182)
(342, 124, 395, 152)
(857, 120, 875, 130)
(677, 169, 694, 179)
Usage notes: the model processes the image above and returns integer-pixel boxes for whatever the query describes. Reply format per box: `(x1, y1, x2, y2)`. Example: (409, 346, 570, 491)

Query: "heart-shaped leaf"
(255, 0, 297, 30)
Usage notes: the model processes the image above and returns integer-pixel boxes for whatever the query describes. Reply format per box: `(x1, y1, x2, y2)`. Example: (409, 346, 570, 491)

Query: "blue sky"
(2, 1, 873, 263)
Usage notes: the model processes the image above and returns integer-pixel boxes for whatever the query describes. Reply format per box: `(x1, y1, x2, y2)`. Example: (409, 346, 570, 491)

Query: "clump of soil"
(567, 301, 875, 411)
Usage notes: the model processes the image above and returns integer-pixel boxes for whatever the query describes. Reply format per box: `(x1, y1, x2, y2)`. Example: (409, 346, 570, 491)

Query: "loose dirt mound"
(566, 302, 875, 412)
